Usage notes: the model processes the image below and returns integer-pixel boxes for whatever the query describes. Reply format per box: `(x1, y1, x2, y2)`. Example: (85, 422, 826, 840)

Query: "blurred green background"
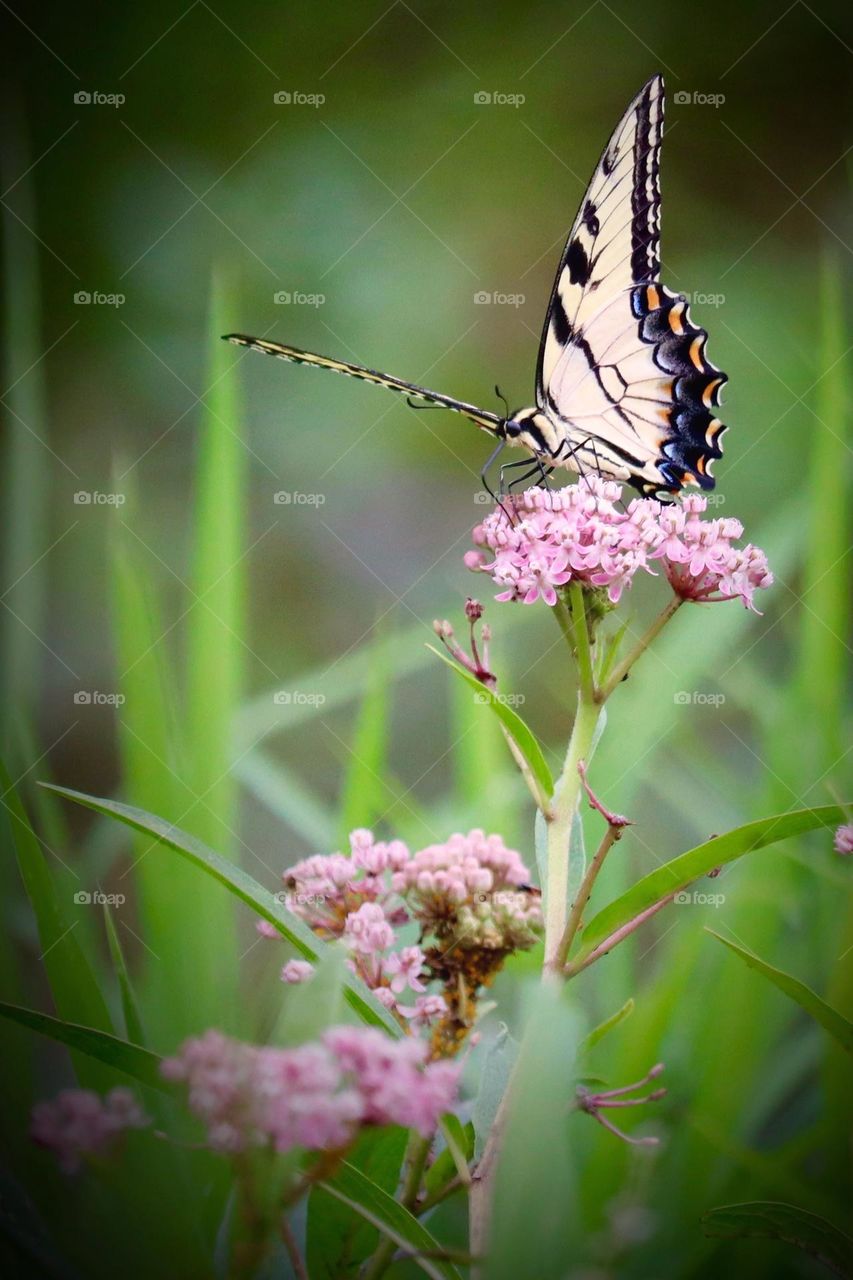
(1, 1, 851, 1277)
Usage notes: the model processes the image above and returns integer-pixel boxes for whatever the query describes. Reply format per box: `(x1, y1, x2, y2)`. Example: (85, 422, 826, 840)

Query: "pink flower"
(467, 479, 772, 612)
(281, 959, 315, 984)
(383, 945, 427, 994)
(834, 824, 853, 855)
(398, 994, 448, 1030)
(31, 1087, 149, 1174)
(345, 902, 396, 955)
(323, 1027, 459, 1137)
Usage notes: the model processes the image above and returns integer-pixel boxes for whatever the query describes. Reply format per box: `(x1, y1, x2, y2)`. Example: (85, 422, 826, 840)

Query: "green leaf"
(427, 644, 553, 800)
(425, 1119, 474, 1199)
(41, 783, 401, 1037)
(318, 1161, 462, 1280)
(574, 805, 847, 963)
(0, 1001, 167, 1093)
(701, 1201, 853, 1278)
(472, 1024, 519, 1162)
(103, 903, 147, 1046)
(0, 759, 114, 1088)
(580, 996, 635, 1054)
(486, 983, 582, 1280)
(339, 633, 391, 841)
(707, 931, 853, 1053)
(308, 1127, 408, 1279)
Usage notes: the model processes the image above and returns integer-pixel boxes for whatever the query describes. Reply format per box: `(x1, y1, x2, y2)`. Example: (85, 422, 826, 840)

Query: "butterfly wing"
(223, 335, 502, 434)
(536, 75, 727, 495)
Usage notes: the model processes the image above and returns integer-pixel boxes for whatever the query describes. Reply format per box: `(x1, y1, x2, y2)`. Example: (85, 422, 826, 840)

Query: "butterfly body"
(226, 74, 728, 498)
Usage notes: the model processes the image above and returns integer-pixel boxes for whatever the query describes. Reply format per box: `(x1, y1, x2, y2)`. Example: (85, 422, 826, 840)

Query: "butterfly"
(224, 74, 727, 498)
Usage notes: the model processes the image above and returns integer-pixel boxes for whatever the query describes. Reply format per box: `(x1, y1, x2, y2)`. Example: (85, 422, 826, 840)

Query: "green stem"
(599, 595, 683, 701)
(544, 582, 602, 972)
(362, 1132, 432, 1280)
(555, 823, 622, 968)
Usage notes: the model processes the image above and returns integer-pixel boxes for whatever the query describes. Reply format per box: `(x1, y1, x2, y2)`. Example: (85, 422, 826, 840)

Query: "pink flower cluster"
(161, 1026, 459, 1152)
(392, 830, 542, 951)
(275, 828, 541, 1019)
(465, 479, 773, 611)
(31, 1087, 149, 1174)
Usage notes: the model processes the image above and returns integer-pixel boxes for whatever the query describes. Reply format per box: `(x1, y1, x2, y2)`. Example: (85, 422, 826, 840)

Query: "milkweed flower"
(161, 1026, 459, 1152)
(467, 479, 772, 611)
(31, 1087, 149, 1174)
(834, 824, 853, 855)
(281, 959, 315, 984)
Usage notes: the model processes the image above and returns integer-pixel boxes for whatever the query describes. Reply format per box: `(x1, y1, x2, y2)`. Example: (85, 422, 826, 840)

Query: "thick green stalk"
(544, 583, 601, 971)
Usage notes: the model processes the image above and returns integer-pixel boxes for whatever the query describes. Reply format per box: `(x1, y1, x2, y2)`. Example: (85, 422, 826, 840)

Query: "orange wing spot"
(702, 377, 723, 407)
(668, 303, 686, 336)
(705, 418, 723, 447)
(689, 336, 706, 370)
(646, 285, 660, 310)
(695, 456, 707, 476)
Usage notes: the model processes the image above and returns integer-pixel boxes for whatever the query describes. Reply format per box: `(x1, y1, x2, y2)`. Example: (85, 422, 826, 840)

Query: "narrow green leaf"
(574, 804, 847, 962)
(0, 759, 114, 1089)
(701, 1201, 853, 1278)
(41, 783, 401, 1036)
(580, 997, 635, 1054)
(707, 931, 853, 1053)
(308, 1127, 408, 1279)
(103, 904, 147, 1046)
(426, 1118, 474, 1197)
(0, 1001, 167, 1094)
(234, 749, 335, 847)
(472, 1024, 518, 1162)
(319, 1161, 462, 1280)
(339, 635, 390, 841)
(427, 645, 553, 799)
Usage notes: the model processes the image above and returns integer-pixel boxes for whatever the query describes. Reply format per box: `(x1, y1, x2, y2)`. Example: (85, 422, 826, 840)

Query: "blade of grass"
(707, 930, 853, 1052)
(234, 750, 336, 848)
(42, 783, 401, 1036)
(103, 903, 147, 1046)
(0, 1001, 167, 1093)
(339, 631, 391, 842)
(701, 1202, 852, 1278)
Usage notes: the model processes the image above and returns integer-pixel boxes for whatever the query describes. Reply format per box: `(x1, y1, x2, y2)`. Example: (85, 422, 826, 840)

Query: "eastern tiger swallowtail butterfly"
(224, 74, 727, 498)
